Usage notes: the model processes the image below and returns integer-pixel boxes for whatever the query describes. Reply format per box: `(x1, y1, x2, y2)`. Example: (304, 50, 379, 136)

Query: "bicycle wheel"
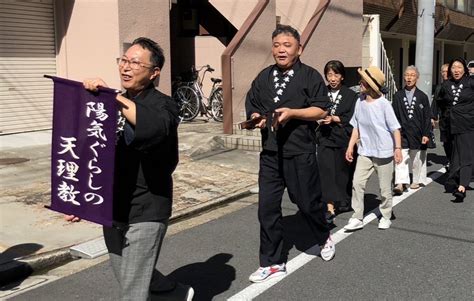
(173, 86, 200, 121)
(210, 87, 223, 122)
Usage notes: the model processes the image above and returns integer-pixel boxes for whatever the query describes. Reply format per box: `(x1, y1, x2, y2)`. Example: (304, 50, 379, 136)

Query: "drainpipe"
(414, 0, 435, 99)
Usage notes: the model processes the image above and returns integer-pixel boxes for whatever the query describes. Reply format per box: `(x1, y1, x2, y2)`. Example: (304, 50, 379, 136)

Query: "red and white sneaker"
(248, 263, 286, 283)
(320, 236, 335, 261)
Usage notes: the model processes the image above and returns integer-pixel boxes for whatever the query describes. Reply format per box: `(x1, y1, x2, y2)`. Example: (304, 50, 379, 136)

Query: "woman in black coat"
(437, 58, 474, 202)
(317, 60, 358, 222)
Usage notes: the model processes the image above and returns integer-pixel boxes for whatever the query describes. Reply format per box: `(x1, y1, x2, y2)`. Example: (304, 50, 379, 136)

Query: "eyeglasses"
(116, 57, 155, 70)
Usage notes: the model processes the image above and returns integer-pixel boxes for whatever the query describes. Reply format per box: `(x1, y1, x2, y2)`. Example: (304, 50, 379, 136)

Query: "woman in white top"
(344, 66, 402, 231)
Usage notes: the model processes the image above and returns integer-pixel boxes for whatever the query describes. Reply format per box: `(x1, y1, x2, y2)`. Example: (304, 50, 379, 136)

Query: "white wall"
(276, 0, 321, 33)
(195, 36, 225, 97)
(118, 0, 172, 94)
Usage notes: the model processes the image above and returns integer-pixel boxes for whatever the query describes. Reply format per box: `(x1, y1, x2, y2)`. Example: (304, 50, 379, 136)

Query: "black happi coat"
(392, 88, 431, 149)
(114, 84, 179, 224)
(431, 83, 442, 121)
(437, 75, 474, 135)
(317, 85, 357, 148)
(246, 59, 329, 155)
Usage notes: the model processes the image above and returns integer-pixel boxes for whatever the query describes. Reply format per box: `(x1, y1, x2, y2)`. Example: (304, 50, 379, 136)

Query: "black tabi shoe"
(325, 211, 336, 224)
(452, 190, 466, 202)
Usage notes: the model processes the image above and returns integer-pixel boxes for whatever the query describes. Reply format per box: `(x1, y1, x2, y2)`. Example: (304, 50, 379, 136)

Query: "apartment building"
(1, 0, 472, 135)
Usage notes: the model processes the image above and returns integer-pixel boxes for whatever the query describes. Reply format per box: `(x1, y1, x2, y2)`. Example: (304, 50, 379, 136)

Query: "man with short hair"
(245, 25, 334, 283)
(468, 60, 474, 76)
(80, 37, 193, 301)
(440, 63, 449, 81)
(392, 66, 431, 195)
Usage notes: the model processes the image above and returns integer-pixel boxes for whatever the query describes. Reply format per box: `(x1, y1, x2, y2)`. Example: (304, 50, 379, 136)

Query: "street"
(5, 147, 474, 301)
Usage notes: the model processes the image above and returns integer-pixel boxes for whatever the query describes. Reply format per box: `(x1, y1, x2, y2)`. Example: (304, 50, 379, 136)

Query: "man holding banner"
(69, 37, 192, 300)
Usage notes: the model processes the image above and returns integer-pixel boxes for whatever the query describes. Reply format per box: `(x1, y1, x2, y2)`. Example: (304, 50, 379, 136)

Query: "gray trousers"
(351, 155, 394, 220)
(103, 221, 170, 301)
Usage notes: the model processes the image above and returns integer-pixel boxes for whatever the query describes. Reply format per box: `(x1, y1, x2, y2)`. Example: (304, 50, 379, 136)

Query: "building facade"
(1, 0, 472, 135)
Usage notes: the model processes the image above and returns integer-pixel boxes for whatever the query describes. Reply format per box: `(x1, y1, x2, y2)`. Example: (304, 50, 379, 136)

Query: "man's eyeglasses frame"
(116, 57, 156, 70)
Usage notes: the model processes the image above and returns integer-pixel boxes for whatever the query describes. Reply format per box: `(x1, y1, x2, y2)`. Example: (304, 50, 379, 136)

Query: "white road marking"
(228, 167, 446, 300)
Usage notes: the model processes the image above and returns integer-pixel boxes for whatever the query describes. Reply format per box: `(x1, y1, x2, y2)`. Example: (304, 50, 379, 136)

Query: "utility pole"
(415, 0, 435, 100)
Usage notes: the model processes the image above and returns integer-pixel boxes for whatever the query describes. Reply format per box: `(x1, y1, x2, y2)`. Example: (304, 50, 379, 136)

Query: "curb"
(0, 247, 71, 286)
(0, 185, 256, 286)
(169, 185, 255, 224)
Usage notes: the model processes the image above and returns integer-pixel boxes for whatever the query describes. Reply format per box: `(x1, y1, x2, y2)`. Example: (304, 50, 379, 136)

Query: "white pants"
(395, 149, 427, 185)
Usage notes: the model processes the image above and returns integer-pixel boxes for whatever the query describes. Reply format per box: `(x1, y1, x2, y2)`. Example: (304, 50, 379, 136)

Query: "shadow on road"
(427, 153, 447, 167)
(362, 193, 381, 216)
(164, 253, 236, 301)
(281, 211, 318, 257)
(280, 193, 382, 259)
(0, 243, 43, 287)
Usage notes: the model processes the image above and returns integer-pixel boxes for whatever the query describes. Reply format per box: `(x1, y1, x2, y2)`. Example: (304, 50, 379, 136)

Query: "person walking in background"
(78, 37, 193, 301)
(432, 63, 451, 169)
(437, 58, 474, 202)
(468, 60, 474, 76)
(392, 66, 431, 195)
(317, 60, 357, 223)
(246, 24, 335, 283)
(344, 66, 402, 231)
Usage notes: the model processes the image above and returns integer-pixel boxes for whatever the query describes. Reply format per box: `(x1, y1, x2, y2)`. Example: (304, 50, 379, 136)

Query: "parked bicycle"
(173, 65, 223, 122)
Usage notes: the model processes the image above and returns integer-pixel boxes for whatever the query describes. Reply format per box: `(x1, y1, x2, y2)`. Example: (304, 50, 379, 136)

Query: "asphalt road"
(7, 146, 474, 300)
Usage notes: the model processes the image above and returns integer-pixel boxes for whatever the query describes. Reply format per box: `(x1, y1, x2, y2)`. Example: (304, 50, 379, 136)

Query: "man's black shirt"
(392, 87, 431, 149)
(114, 84, 179, 224)
(245, 60, 329, 155)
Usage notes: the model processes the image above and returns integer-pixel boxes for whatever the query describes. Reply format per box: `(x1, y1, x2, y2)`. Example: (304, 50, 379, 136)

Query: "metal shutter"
(0, 0, 56, 135)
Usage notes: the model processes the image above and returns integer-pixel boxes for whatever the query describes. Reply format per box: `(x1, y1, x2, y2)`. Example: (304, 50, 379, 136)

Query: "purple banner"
(47, 75, 118, 227)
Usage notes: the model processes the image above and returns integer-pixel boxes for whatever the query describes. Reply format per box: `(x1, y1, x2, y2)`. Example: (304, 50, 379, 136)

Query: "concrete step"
(222, 134, 261, 152)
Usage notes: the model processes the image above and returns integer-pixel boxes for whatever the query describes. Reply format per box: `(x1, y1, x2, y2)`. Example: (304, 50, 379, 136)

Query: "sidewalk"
(0, 118, 259, 284)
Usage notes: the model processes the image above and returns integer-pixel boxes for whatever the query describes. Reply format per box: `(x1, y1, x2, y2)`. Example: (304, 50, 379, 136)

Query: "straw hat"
(358, 66, 386, 95)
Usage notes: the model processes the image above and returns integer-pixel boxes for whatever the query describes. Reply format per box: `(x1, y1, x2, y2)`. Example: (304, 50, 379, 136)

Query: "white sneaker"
(320, 236, 335, 261)
(378, 217, 392, 229)
(344, 218, 364, 231)
(248, 263, 286, 283)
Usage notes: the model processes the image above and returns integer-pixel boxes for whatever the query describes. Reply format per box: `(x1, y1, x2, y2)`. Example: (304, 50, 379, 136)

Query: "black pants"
(446, 131, 474, 191)
(443, 141, 453, 164)
(317, 145, 354, 209)
(440, 129, 453, 164)
(258, 151, 329, 267)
